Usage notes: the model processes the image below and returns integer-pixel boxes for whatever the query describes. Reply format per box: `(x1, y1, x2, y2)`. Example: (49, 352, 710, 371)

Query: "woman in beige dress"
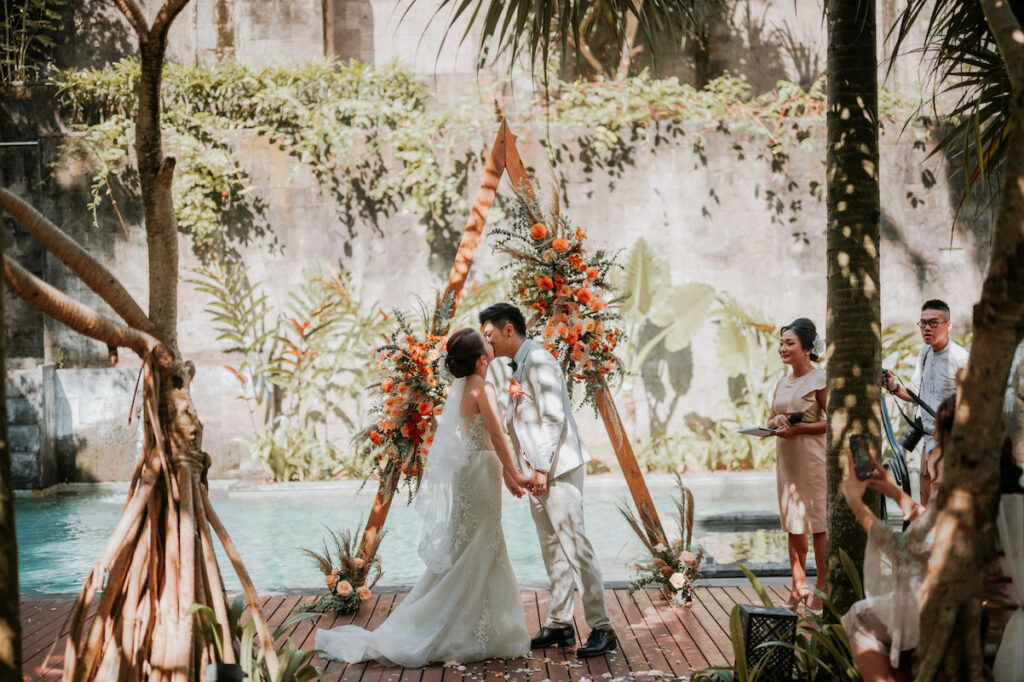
(769, 317, 827, 607)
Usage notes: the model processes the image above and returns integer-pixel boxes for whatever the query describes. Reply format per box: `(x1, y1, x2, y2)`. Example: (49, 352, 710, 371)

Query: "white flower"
(812, 335, 826, 358)
(668, 572, 687, 589)
(653, 542, 667, 553)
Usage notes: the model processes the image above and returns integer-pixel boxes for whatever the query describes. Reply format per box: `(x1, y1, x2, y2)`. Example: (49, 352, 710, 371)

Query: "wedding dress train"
(315, 409, 530, 667)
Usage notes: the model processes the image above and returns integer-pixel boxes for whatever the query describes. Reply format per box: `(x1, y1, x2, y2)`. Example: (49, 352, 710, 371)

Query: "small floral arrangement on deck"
(492, 197, 624, 406)
(302, 526, 384, 614)
(621, 474, 704, 607)
(357, 304, 452, 499)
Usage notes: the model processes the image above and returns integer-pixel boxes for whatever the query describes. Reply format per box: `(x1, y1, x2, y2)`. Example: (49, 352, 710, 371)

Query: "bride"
(315, 328, 532, 666)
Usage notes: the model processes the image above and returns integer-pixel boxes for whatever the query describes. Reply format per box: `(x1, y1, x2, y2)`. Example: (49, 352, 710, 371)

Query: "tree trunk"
(138, 39, 179, 349)
(914, 73, 1024, 682)
(693, 34, 710, 90)
(0, 204, 22, 681)
(824, 0, 882, 615)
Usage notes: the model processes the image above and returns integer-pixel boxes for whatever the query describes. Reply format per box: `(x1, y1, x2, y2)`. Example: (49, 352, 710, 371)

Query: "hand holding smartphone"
(849, 433, 874, 481)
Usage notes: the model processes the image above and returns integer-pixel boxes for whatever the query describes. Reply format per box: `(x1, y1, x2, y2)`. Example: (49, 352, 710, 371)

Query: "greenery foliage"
(1, 0, 63, 84)
(189, 260, 388, 481)
(189, 596, 322, 682)
(50, 57, 910, 266)
(53, 58, 488, 260)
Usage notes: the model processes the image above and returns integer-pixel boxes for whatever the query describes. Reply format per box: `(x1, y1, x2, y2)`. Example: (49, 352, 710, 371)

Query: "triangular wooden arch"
(358, 120, 665, 566)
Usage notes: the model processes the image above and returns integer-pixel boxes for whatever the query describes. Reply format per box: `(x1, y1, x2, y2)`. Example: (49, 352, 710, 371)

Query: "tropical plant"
(189, 260, 388, 481)
(189, 597, 322, 682)
(690, 553, 864, 682)
(301, 525, 384, 614)
(0, 0, 292, 677)
(1, 0, 64, 84)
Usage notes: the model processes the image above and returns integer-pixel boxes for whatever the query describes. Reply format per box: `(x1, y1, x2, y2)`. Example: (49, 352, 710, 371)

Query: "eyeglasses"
(918, 319, 948, 329)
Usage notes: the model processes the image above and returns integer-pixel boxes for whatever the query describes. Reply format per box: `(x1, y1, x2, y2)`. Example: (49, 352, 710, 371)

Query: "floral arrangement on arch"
(357, 304, 452, 499)
(620, 475, 704, 607)
(492, 197, 625, 406)
(302, 525, 384, 614)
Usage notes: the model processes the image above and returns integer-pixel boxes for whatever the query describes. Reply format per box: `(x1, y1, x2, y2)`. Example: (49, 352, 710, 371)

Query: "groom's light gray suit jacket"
(506, 339, 590, 479)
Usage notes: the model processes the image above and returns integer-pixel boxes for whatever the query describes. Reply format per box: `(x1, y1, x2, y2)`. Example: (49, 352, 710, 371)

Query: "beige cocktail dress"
(771, 368, 826, 534)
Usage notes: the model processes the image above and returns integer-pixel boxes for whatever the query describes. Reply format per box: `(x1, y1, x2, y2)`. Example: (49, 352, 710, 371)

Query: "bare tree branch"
(980, 0, 1024, 93)
(150, 0, 192, 41)
(110, 0, 149, 40)
(0, 189, 164, 342)
(3, 256, 161, 359)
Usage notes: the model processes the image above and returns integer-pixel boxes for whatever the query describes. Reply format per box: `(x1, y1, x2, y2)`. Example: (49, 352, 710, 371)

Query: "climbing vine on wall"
(52, 59, 918, 264)
(53, 58, 491, 261)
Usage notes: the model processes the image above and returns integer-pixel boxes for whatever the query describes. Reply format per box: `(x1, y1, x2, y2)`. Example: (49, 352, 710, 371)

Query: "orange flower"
(583, 318, 596, 333)
(554, 275, 565, 287)
(397, 382, 409, 394)
(530, 222, 548, 239)
(586, 267, 599, 280)
(575, 288, 593, 305)
(537, 276, 554, 291)
(552, 237, 570, 252)
(575, 226, 587, 240)
(353, 557, 365, 568)
(565, 331, 579, 346)
(548, 346, 559, 359)
(381, 377, 395, 393)
(358, 586, 372, 601)
(557, 285, 572, 298)
(337, 580, 353, 596)
(543, 323, 557, 340)
(401, 422, 415, 438)
(369, 430, 383, 445)
(326, 574, 337, 588)
(509, 379, 523, 397)
(418, 401, 432, 415)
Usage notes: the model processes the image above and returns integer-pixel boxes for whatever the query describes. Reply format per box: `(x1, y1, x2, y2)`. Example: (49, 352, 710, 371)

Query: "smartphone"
(849, 433, 874, 481)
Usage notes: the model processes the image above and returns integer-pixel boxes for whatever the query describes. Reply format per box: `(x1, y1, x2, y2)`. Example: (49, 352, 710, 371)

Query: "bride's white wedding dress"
(315, 381, 529, 667)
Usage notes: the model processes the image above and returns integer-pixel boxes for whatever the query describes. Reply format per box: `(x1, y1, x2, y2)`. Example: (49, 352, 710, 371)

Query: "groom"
(479, 303, 617, 658)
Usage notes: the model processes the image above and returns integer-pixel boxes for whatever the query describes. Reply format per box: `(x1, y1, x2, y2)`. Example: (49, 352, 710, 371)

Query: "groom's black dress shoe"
(530, 625, 575, 649)
(575, 629, 617, 658)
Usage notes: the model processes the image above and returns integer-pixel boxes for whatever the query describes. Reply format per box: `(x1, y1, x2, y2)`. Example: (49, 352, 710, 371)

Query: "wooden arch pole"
(357, 120, 665, 565)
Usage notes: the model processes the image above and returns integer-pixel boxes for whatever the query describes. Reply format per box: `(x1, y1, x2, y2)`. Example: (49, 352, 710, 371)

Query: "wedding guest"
(769, 317, 827, 607)
(840, 397, 956, 681)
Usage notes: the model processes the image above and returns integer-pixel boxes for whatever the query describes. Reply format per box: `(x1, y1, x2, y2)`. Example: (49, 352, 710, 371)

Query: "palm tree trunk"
(0, 203, 22, 681)
(824, 0, 883, 614)
(914, 6, 1024, 677)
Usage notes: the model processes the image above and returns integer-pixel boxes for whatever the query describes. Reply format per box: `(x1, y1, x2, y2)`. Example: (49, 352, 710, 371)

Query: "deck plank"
(614, 588, 676, 677)
(19, 586, 768, 680)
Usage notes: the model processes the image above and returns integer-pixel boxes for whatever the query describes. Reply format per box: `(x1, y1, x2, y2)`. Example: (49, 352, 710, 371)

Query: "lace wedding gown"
(315, 413, 530, 667)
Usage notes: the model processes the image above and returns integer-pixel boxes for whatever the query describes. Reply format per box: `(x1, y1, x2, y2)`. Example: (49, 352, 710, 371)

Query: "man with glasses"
(883, 299, 969, 503)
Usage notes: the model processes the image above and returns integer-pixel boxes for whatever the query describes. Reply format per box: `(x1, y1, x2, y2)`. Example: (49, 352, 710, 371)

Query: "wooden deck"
(20, 584, 794, 681)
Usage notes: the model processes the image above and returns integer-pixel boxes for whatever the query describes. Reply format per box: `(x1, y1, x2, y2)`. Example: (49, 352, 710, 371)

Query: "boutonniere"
(509, 378, 523, 398)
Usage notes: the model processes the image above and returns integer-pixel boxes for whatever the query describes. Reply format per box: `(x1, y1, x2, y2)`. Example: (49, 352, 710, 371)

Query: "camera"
(899, 416, 926, 452)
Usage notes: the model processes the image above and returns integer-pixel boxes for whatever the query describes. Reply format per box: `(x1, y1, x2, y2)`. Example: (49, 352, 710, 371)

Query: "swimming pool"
(15, 473, 799, 594)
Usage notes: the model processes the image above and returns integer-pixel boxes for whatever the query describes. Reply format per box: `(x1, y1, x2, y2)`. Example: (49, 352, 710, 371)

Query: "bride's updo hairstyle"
(445, 328, 486, 378)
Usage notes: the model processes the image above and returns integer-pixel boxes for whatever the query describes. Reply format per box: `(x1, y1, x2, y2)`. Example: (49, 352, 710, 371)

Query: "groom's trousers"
(529, 465, 612, 631)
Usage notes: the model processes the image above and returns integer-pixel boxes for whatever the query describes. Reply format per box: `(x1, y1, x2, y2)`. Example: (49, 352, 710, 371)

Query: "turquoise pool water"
(16, 473, 796, 594)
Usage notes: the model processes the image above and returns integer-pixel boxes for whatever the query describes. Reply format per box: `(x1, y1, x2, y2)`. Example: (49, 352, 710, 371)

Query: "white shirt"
(911, 340, 969, 452)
